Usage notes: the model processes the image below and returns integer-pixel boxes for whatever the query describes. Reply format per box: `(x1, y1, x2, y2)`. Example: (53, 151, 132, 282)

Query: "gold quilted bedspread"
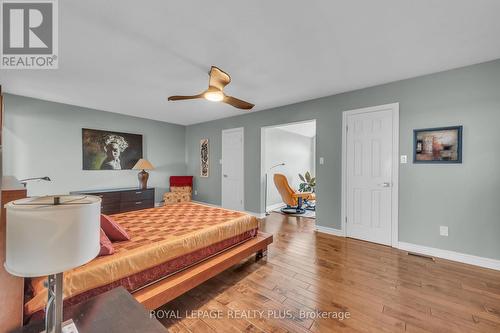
(26, 202, 258, 314)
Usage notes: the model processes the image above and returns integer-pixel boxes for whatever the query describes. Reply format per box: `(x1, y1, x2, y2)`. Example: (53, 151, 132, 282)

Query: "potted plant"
(298, 171, 315, 193)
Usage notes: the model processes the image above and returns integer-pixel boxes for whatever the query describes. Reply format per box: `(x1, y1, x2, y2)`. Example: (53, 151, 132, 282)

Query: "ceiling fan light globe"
(204, 91, 224, 102)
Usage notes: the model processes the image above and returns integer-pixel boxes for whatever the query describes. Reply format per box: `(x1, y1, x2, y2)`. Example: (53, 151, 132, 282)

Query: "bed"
(24, 201, 272, 319)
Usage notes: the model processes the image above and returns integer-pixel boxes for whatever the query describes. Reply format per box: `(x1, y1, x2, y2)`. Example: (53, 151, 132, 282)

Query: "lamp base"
(41, 319, 79, 333)
(45, 273, 63, 333)
(44, 274, 80, 333)
(137, 170, 149, 190)
(41, 320, 79, 333)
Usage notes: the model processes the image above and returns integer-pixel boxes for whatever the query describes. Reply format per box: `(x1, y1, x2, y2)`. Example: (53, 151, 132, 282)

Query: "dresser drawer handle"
(135, 201, 142, 205)
(135, 191, 142, 194)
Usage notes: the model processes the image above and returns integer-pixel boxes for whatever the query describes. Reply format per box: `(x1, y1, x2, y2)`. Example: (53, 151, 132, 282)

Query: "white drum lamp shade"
(4, 195, 101, 277)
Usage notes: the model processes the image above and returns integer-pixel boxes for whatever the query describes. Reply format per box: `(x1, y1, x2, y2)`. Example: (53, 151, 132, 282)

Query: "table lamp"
(133, 159, 155, 189)
(4, 195, 101, 333)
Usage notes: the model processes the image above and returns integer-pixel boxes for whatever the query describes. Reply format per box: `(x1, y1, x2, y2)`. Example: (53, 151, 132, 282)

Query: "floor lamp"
(5, 195, 101, 333)
(265, 162, 285, 215)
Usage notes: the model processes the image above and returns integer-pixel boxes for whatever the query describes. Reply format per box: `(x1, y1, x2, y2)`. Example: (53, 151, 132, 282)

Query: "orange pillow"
(99, 228, 114, 256)
(100, 214, 130, 242)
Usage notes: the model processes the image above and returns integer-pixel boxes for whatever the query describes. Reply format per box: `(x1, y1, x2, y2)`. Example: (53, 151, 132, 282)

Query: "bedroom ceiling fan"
(168, 66, 255, 110)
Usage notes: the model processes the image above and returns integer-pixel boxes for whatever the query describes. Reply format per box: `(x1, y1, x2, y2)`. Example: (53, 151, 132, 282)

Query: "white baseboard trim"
(246, 211, 267, 219)
(188, 201, 500, 271)
(192, 200, 266, 219)
(266, 202, 285, 212)
(191, 200, 219, 208)
(398, 242, 500, 271)
(315, 225, 345, 237)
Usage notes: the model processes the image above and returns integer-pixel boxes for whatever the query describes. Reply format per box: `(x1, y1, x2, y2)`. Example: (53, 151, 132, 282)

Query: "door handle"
(223, 174, 228, 178)
(379, 182, 391, 188)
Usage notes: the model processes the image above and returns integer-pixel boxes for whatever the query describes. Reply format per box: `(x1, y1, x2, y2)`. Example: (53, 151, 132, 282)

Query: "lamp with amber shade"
(133, 159, 155, 189)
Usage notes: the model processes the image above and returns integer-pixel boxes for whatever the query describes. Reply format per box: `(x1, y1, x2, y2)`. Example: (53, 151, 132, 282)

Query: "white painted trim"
(260, 118, 318, 130)
(192, 200, 265, 219)
(391, 104, 400, 247)
(316, 225, 345, 237)
(194, 199, 500, 270)
(398, 242, 500, 271)
(192, 200, 219, 208)
(221, 127, 245, 211)
(266, 202, 285, 212)
(246, 211, 267, 219)
(260, 126, 266, 214)
(341, 103, 400, 247)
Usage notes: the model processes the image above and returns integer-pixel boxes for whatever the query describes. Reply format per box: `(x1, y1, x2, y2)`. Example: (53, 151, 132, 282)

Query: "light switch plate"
(439, 226, 449, 237)
(219, 159, 222, 164)
(400, 155, 408, 164)
(194, 190, 198, 195)
(319, 157, 324, 165)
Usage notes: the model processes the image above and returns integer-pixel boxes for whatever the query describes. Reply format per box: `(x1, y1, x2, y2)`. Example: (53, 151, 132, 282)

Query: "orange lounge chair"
(273, 173, 316, 214)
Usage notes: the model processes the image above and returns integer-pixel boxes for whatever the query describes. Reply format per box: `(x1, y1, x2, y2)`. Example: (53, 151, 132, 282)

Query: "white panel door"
(346, 109, 394, 245)
(221, 128, 244, 211)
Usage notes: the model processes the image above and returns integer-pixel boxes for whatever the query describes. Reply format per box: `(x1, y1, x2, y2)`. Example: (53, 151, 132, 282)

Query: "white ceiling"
(276, 121, 316, 138)
(2, 0, 500, 125)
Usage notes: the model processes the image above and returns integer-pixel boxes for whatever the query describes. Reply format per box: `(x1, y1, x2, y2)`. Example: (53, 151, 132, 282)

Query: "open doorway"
(261, 120, 316, 218)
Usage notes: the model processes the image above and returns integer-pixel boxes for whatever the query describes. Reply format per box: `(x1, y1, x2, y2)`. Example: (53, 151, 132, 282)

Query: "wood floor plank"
(157, 213, 500, 333)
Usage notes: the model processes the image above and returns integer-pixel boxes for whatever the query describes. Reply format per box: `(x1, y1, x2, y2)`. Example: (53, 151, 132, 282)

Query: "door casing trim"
(341, 103, 400, 247)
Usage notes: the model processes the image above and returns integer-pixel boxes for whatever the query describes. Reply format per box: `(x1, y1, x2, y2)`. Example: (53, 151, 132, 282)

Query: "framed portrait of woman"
(82, 128, 143, 170)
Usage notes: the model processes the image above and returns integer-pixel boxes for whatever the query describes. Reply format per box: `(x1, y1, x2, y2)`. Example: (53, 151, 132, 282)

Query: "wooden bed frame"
(134, 231, 273, 310)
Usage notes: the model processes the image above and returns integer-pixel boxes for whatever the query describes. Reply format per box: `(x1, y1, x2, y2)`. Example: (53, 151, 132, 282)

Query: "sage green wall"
(186, 59, 500, 260)
(3, 94, 186, 202)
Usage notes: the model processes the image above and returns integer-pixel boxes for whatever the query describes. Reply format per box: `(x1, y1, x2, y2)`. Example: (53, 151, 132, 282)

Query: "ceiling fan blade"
(168, 93, 204, 101)
(223, 96, 255, 110)
(209, 66, 231, 90)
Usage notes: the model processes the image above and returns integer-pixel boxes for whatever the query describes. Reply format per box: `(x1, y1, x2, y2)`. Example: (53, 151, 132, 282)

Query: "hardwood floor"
(157, 213, 500, 332)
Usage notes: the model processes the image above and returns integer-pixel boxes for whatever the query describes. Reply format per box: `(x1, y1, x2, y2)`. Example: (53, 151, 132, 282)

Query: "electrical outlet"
(400, 155, 408, 164)
(194, 190, 198, 195)
(319, 157, 325, 165)
(439, 226, 449, 237)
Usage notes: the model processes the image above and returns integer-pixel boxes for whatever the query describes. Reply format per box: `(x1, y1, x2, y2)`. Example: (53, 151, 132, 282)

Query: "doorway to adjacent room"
(261, 120, 316, 218)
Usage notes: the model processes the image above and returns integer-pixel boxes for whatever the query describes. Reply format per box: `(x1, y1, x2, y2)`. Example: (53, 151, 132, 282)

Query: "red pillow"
(99, 228, 114, 256)
(100, 214, 130, 242)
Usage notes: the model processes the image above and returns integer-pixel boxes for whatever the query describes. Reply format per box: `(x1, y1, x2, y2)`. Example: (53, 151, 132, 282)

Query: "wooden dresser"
(71, 188, 155, 214)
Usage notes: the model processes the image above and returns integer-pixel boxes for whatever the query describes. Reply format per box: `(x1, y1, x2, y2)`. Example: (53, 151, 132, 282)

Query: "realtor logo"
(1, 0, 58, 69)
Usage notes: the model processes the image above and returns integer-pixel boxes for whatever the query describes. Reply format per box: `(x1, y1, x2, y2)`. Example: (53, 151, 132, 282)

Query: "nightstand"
(13, 287, 167, 333)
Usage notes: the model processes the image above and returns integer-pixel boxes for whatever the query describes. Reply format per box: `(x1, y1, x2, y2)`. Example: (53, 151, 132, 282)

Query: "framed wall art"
(82, 128, 143, 170)
(200, 138, 209, 177)
(414, 126, 462, 163)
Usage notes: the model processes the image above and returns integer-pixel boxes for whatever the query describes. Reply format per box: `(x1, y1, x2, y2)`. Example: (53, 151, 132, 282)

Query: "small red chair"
(163, 176, 193, 204)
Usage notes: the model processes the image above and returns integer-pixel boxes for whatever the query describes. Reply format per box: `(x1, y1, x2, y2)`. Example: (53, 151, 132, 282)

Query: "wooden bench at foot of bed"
(134, 231, 273, 310)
